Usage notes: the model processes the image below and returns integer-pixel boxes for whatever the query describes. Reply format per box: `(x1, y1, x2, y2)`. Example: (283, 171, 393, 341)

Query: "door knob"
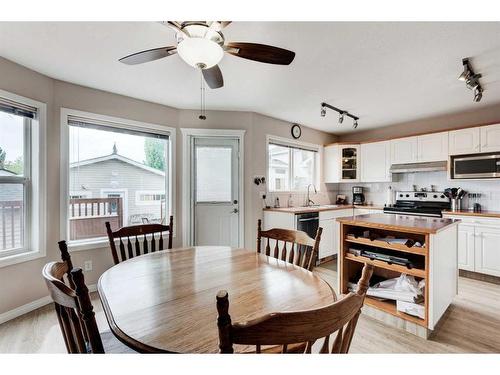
(232, 208, 239, 213)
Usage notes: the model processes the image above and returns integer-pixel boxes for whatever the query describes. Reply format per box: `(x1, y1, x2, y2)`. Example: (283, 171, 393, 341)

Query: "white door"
(474, 226, 500, 277)
(360, 141, 391, 182)
(480, 124, 500, 153)
(417, 132, 449, 162)
(449, 127, 480, 155)
(192, 137, 240, 247)
(391, 137, 418, 164)
(457, 224, 475, 271)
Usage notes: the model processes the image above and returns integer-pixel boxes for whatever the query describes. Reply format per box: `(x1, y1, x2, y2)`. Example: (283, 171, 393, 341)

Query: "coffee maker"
(352, 186, 365, 205)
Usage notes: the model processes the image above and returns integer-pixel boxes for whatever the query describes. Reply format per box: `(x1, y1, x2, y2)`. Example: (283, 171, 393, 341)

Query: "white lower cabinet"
(319, 209, 352, 259)
(474, 226, 500, 277)
(444, 214, 500, 277)
(457, 224, 475, 271)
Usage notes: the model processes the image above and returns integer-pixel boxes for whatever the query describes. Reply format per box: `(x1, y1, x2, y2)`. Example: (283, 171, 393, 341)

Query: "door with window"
(192, 137, 240, 247)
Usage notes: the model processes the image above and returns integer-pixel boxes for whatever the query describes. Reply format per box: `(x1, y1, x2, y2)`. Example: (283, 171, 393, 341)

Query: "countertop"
(336, 213, 459, 234)
(442, 210, 500, 219)
(263, 204, 384, 214)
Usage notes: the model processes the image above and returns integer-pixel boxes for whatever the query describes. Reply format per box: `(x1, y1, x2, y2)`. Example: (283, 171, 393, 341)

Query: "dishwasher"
(296, 212, 320, 264)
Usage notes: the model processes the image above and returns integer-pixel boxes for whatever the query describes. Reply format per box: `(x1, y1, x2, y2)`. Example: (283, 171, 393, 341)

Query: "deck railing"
(69, 197, 123, 240)
(0, 200, 23, 251)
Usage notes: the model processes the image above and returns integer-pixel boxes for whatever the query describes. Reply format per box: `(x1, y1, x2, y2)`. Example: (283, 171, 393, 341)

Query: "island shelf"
(337, 213, 459, 337)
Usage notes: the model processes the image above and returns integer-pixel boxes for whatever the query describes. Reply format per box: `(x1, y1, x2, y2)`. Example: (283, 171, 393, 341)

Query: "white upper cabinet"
(390, 136, 418, 164)
(360, 141, 391, 182)
(449, 127, 480, 155)
(324, 144, 360, 183)
(391, 132, 448, 164)
(416, 132, 449, 162)
(480, 124, 500, 153)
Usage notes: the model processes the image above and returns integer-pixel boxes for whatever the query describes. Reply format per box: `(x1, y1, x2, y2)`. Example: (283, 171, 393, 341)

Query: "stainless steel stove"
(383, 191, 451, 217)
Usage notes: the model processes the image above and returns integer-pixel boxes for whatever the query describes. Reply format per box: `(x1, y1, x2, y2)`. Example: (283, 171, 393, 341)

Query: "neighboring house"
(69, 150, 166, 225)
(0, 168, 23, 250)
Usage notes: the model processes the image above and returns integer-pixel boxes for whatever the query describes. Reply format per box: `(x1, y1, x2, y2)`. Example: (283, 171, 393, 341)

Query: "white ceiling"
(1, 22, 500, 134)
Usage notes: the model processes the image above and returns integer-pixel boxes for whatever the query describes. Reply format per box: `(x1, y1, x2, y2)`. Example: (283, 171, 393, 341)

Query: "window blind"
(68, 115, 169, 139)
(0, 97, 37, 119)
(269, 141, 319, 153)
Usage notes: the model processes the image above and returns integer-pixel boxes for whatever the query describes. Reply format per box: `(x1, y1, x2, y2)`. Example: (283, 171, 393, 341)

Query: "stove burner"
(383, 190, 451, 218)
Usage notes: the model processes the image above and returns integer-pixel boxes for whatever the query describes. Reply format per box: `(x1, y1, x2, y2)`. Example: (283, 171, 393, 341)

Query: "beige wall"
(338, 104, 500, 143)
(0, 57, 336, 315)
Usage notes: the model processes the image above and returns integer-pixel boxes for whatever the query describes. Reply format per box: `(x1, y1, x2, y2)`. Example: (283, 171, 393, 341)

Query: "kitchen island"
(337, 213, 459, 338)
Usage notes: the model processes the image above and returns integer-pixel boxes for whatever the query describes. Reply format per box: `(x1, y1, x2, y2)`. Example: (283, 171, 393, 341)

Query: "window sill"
(0, 249, 46, 269)
(68, 238, 110, 252)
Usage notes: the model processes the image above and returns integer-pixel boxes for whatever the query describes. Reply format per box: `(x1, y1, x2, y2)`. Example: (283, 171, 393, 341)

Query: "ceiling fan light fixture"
(177, 37, 224, 69)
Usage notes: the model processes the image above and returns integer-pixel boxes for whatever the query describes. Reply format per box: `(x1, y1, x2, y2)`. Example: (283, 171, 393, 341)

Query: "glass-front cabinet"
(341, 146, 358, 180)
(324, 144, 360, 183)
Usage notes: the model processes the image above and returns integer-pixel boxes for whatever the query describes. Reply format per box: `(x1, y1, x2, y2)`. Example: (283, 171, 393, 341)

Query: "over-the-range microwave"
(450, 152, 500, 179)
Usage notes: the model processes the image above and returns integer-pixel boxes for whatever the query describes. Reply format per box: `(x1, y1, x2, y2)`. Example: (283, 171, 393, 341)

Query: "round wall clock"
(291, 124, 302, 139)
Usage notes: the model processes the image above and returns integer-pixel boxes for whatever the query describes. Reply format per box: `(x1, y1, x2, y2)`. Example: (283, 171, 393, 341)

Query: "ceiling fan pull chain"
(199, 69, 207, 120)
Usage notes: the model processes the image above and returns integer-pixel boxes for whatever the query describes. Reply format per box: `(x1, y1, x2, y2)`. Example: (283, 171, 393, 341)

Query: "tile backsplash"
(330, 171, 500, 211)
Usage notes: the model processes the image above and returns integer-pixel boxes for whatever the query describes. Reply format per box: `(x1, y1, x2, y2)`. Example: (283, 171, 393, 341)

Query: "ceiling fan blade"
(119, 46, 177, 65)
(225, 42, 295, 65)
(202, 65, 224, 89)
(158, 21, 189, 38)
(209, 21, 232, 31)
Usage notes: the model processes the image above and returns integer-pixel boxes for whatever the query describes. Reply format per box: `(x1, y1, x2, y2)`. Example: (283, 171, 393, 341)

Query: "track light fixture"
(320, 102, 359, 129)
(459, 58, 484, 102)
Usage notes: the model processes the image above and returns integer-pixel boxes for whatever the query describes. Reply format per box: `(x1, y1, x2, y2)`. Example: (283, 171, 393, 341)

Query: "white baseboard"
(0, 283, 97, 326)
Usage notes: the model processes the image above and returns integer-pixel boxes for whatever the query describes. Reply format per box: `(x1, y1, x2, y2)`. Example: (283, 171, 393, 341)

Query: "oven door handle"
(297, 217, 319, 222)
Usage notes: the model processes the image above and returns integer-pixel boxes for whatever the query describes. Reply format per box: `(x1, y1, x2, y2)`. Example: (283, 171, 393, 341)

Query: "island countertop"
(336, 213, 459, 234)
(263, 204, 383, 215)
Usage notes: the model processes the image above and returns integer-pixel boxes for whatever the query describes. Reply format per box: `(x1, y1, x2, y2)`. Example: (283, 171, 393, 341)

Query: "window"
(136, 191, 166, 204)
(63, 111, 173, 244)
(0, 92, 45, 264)
(267, 137, 319, 192)
(195, 146, 232, 202)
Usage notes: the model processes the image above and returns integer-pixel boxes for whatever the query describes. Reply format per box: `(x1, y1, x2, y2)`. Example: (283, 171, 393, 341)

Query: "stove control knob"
(433, 194, 438, 198)
(405, 194, 410, 197)
(399, 194, 403, 197)
(440, 194, 445, 198)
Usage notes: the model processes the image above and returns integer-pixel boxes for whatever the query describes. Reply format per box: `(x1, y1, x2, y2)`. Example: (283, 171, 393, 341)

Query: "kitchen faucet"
(306, 184, 317, 207)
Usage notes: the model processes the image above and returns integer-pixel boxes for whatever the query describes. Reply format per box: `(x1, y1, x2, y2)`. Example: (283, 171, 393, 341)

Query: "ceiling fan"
(118, 21, 296, 89)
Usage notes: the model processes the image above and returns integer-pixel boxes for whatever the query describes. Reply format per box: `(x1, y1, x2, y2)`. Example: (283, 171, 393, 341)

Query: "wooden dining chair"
(257, 219, 322, 271)
(216, 263, 373, 354)
(43, 241, 134, 353)
(105, 215, 174, 265)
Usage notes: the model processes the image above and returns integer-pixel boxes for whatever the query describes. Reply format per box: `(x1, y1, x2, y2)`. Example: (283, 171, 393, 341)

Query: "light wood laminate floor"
(1, 266, 499, 353)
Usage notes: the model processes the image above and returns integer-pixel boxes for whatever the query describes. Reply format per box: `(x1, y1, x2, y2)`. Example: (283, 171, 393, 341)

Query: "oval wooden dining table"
(97, 246, 337, 353)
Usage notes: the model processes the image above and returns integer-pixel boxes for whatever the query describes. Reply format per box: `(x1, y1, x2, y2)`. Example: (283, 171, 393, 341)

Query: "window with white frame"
(0, 94, 44, 261)
(136, 191, 166, 205)
(267, 138, 319, 192)
(64, 112, 172, 243)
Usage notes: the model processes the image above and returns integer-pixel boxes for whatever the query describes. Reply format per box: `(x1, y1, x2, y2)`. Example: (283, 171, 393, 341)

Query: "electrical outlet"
(84, 260, 93, 272)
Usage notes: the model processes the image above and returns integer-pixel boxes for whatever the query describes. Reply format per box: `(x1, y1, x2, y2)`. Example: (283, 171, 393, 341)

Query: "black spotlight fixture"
(338, 112, 345, 124)
(459, 58, 484, 102)
(320, 102, 359, 129)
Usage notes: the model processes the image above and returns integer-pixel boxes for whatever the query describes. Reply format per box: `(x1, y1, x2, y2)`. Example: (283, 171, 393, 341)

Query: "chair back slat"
(43, 259, 105, 353)
(159, 232, 164, 251)
(216, 264, 373, 354)
(256, 219, 322, 271)
(105, 216, 174, 264)
(135, 236, 140, 256)
(151, 233, 156, 253)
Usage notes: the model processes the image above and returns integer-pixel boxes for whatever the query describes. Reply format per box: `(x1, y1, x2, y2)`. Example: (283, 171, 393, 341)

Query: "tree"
(0, 147, 5, 168)
(144, 138, 165, 171)
(4, 156, 23, 175)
